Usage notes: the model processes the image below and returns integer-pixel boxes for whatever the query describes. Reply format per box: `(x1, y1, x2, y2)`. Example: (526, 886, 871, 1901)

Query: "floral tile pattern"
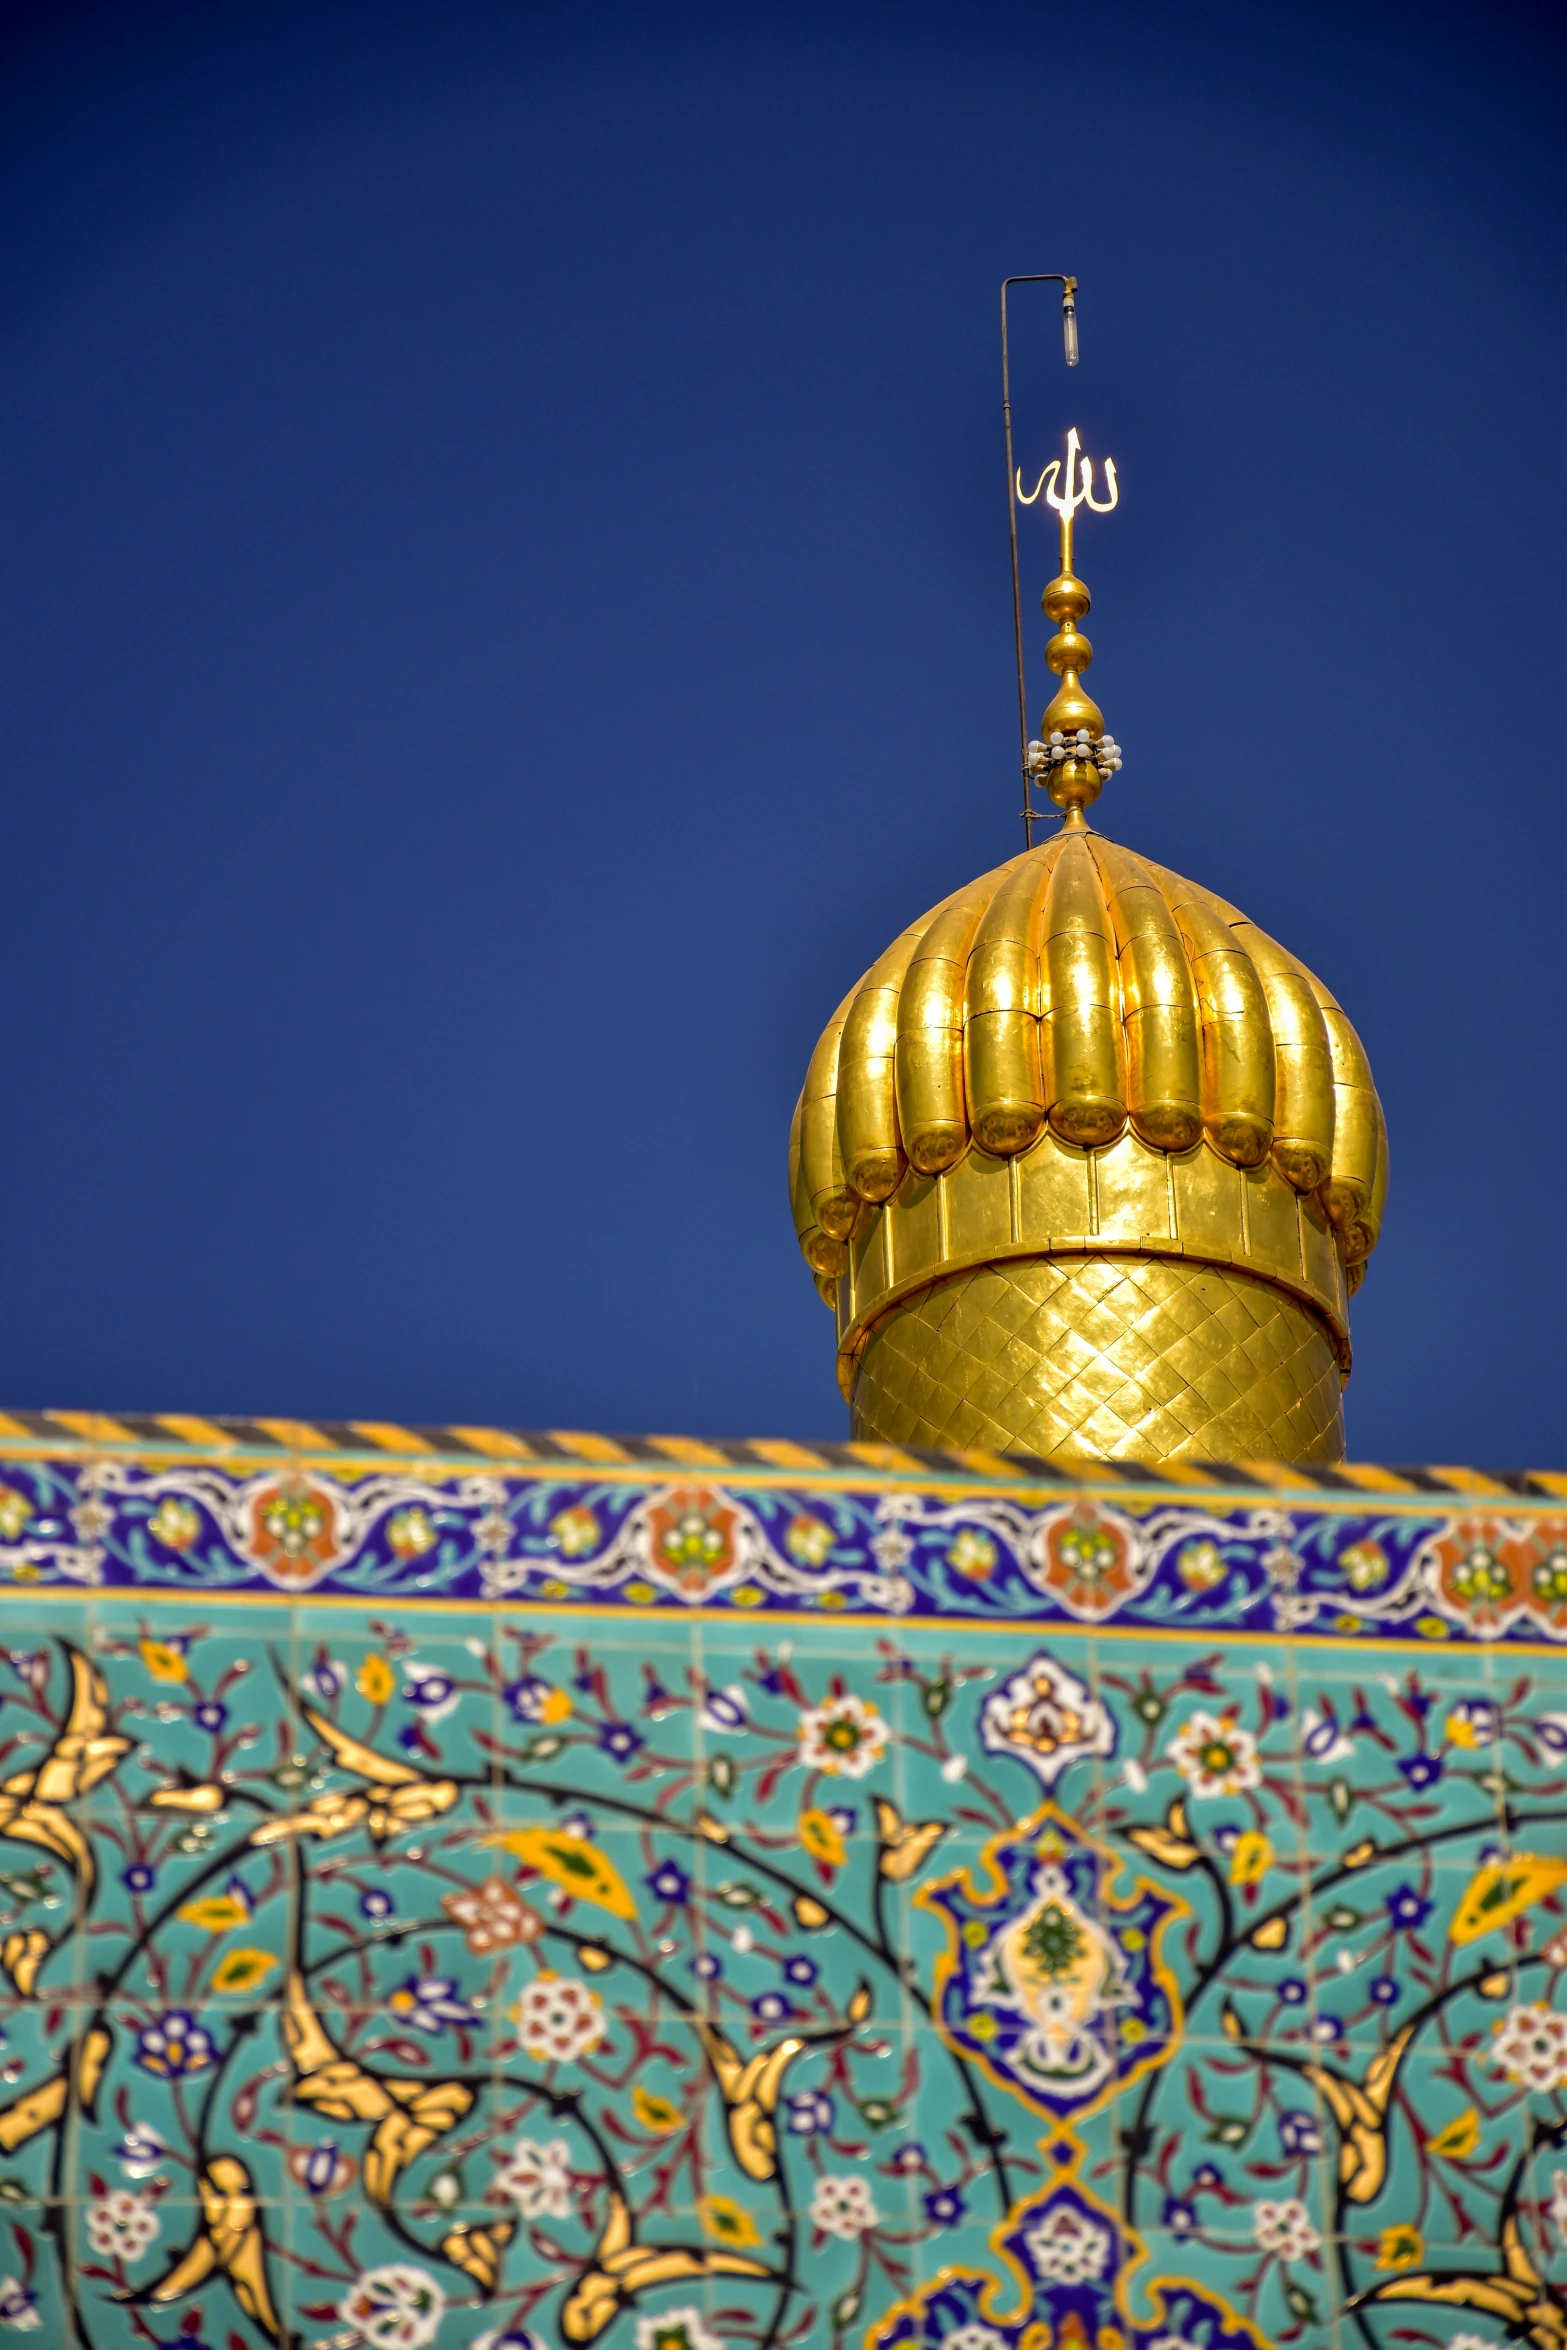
(0, 1432, 1557, 2347)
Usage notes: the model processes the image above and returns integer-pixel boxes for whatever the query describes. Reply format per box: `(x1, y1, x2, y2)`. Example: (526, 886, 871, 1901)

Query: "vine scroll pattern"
(0, 1441, 1554, 2349)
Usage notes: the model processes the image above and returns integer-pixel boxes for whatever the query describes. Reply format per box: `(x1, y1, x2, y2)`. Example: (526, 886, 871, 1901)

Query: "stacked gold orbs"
(1039, 566, 1103, 815)
(789, 831, 1386, 1464)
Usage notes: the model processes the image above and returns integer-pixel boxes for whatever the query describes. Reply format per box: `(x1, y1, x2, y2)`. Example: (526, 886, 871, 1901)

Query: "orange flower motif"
(643, 1487, 743, 1596)
(441, 1874, 542, 1955)
(1033, 1506, 1140, 1616)
(245, 1477, 343, 1588)
(1423, 1516, 1532, 1629)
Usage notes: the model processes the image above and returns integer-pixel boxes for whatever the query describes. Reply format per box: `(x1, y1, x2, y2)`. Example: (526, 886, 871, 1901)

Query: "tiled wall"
(0, 1430, 1560, 2350)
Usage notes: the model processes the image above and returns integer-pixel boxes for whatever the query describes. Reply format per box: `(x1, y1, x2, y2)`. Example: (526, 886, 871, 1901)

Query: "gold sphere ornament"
(787, 427, 1387, 1465)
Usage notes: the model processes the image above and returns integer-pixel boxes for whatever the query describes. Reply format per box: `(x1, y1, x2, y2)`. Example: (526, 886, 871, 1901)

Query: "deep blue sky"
(0, 1, 1561, 1461)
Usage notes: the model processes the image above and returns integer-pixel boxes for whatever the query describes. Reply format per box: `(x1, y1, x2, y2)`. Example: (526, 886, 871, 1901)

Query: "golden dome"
(789, 420, 1387, 1465)
(789, 826, 1387, 1463)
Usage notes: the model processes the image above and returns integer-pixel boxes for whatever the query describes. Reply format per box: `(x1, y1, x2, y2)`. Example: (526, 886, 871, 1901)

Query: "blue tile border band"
(0, 1436, 1561, 1646)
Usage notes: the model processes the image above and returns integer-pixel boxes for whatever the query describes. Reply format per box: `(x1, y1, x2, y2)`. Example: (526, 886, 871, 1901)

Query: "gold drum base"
(848, 1254, 1345, 1464)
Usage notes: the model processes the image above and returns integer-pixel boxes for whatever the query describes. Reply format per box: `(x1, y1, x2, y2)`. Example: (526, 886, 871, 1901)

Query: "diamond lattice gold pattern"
(849, 1256, 1344, 1463)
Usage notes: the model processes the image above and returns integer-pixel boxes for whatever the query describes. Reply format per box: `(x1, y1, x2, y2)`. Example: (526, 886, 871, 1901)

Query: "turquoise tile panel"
(0, 1435, 1556, 2341)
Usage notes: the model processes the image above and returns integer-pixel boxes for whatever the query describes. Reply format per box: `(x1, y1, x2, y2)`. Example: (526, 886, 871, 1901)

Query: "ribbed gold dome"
(789, 826, 1387, 1464)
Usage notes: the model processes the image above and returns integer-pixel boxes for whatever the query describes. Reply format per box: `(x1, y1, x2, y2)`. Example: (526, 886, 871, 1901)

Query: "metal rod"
(1001, 272, 1076, 847)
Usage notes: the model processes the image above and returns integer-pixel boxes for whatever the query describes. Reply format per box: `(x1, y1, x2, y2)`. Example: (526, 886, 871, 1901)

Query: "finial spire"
(1018, 427, 1122, 825)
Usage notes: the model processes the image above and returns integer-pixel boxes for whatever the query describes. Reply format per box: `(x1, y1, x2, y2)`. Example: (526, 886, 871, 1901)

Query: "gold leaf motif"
(798, 1807, 847, 1868)
(142, 2154, 282, 2340)
(149, 1780, 225, 1813)
(695, 1982, 872, 2186)
(697, 2193, 763, 2248)
(177, 1894, 250, 1934)
(0, 1649, 130, 1917)
(560, 2190, 771, 2344)
(1123, 1799, 1200, 1871)
(1304, 2024, 1416, 2205)
(631, 2085, 685, 2135)
(441, 2217, 513, 2291)
(873, 1799, 947, 1882)
(1426, 2107, 1481, 2159)
(1227, 1830, 1273, 1887)
(0, 1929, 49, 1998)
(1450, 1854, 1567, 1946)
(480, 1828, 636, 1921)
(1359, 2214, 1567, 2350)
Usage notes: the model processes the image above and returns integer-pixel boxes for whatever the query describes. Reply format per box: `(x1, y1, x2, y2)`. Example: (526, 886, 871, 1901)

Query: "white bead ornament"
(1029, 732, 1126, 786)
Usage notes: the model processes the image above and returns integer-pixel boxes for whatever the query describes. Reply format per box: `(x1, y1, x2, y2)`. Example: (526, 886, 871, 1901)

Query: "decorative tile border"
(0, 1425, 1562, 1646)
(0, 1421, 1557, 2348)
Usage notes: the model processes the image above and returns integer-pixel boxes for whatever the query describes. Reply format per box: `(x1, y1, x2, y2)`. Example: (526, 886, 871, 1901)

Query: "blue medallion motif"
(919, 1802, 1185, 2119)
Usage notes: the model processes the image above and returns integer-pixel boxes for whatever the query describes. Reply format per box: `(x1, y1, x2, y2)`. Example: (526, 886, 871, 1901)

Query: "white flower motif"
(1493, 2003, 1567, 2094)
(1168, 1709, 1262, 1799)
(1024, 2205, 1112, 2282)
(495, 2135, 574, 2218)
(84, 2189, 161, 2262)
(337, 2263, 446, 2349)
(701, 1682, 750, 1733)
(1298, 1707, 1355, 1764)
(979, 1651, 1116, 1789)
(948, 1528, 998, 1579)
(785, 1514, 835, 1568)
(1253, 2198, 1321, 2261)
(797, 1693, 888, 1779)
(401, 1659, 459, 1725)
(513, 1973, 606, 2065)
(944, 2331, 1008, 2350)
(871, 1525, 913, 1571)
(1448, 2338, 1501, 2350)
(633, 2309, 724, 2350)
(867, 1573, 915, 1614)
(810, 2173, 880, 2238)
(1340, 1539, 1389, 1591)
(475, 1507, 513, 1558)
(549, 1504, 601, 1559)
(1176, 1539, 1226, 1592)
(1549, 2169, 1567, 2246)
(386, 1507, 437, 1559)
(115, 2123, 167, 2179)
(1444, 1699, 1498, 1750)
(0, 2276, 40, 2331)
